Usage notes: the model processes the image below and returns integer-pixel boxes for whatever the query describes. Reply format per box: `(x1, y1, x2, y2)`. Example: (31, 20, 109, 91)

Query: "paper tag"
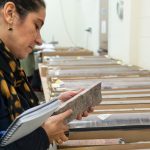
(55, 79, 64, 85)
(101, 21, 106, 34)
(52, 83, 60, 88)
(55, 70, 60, 76)
(97, 114, 111, 120)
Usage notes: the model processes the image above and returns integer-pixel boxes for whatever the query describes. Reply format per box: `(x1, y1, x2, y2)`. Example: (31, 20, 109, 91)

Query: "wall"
(137, 0, 150, 69)
(129, 0, 140, 65)
(108, 0, 131, 64)
(108, 0, 150, 69)
(75, 0, 100, 54)
(41, 0, 100, 54)
(100, 0, 108, 51)
(41, 0, 76, 47)
(41, 0, 150, 68)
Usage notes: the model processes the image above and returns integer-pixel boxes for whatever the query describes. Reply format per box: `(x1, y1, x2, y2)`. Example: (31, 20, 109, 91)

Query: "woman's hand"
(42, 109, 72, 143)
(42, 89, 94, 144)
(58, 89, 84, 102)
(76, 106, 94, 120)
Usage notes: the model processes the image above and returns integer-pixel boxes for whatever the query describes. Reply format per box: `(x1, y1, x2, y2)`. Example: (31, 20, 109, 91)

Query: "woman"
(0, 0, 92, 149)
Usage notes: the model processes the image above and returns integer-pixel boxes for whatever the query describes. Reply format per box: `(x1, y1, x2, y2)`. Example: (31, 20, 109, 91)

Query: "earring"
(8, 26, 13, 31)
(8, 20, 13, 31)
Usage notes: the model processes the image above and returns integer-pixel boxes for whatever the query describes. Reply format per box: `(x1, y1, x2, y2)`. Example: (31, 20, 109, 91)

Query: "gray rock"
(53, 81, 102, 123)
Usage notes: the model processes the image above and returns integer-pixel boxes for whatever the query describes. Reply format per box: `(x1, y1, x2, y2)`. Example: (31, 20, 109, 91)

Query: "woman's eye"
(35, 24, 40, 30)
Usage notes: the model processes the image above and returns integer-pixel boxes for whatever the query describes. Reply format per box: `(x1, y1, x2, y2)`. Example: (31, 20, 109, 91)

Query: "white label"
(101, 21, 107, 34)
(97, 114, 111, 120)
(55, 70, 60, 76)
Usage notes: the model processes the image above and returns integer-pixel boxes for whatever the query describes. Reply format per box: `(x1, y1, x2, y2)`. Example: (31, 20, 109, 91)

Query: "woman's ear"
(3, 2, 16, 24)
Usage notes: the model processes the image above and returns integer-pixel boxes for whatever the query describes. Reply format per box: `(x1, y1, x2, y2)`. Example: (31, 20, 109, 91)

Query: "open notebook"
(0, 81, 102, 146)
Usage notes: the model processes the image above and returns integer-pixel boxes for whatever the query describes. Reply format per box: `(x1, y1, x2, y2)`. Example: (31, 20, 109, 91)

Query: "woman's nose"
(35, 32, 42, 45)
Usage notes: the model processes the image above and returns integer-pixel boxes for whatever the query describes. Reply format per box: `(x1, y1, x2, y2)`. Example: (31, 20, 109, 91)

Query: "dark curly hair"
(0, 0, 46, 18)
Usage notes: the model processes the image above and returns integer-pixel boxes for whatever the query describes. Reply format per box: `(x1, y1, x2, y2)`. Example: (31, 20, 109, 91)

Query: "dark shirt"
(0, 40, 50, 149)
(0, 94, 50, 150)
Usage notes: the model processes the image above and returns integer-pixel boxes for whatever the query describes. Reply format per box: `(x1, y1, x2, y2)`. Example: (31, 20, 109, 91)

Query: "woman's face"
(8, 7, 46, 59)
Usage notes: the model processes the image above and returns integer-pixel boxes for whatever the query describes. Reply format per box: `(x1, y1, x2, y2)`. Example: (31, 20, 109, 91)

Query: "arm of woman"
(0, 125, 49, 150)
(0, 94, 49, 150)
(0, 89, 93, 149)
(1, 110, 72, 150)
(0, 127, 49, 150)
(0, 94, 71, 149)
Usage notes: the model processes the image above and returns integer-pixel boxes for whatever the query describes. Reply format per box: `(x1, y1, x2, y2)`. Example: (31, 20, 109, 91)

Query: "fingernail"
(69, 109, 73, 114)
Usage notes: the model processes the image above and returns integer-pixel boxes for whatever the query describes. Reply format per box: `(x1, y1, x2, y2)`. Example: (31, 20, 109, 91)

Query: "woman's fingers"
(58, 109, 73, 121)
(55, 138, 63, 145)
(60, 133, 68, 142)
(76, 114, 82, 120)
(76, 111, 88, 120)
(58, 88, 85, 101)
(82, 111, 88, 117)
(88, 106, 94, 113)
(54, 133, 68, 144)
(76, 106, 95, 120)
(42, 109, 73, 143)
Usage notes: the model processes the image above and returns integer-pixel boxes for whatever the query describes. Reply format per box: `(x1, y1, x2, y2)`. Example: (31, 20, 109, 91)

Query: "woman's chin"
(18, 53, 29, 59)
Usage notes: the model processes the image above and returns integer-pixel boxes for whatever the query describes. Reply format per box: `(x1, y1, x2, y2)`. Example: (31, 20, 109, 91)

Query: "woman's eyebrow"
(37, 18, 44, 27)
